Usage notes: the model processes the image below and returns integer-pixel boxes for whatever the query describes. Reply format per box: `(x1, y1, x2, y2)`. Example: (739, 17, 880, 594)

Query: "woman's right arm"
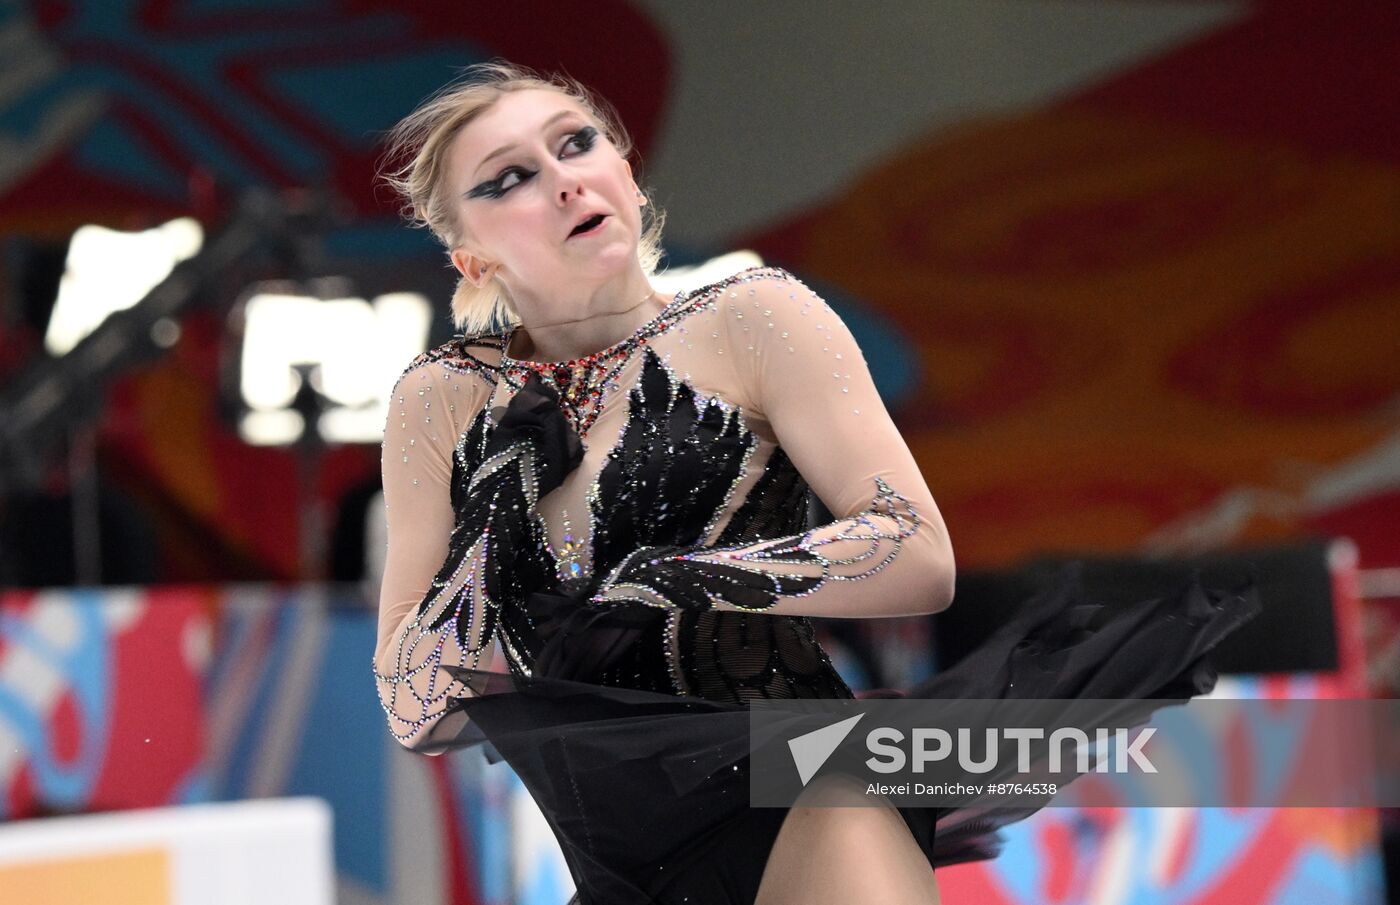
(373, 359, 582, 751)
(373, 359, 496, 752)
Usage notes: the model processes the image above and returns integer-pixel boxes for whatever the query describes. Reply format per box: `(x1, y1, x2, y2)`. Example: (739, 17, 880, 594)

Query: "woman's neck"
(508, 280, 665, 363)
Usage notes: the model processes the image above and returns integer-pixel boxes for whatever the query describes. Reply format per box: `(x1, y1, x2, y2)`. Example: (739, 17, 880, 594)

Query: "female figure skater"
(373, 62, 1256, 905)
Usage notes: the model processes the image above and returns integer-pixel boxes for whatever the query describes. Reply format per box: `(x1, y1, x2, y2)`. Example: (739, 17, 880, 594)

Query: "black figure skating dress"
(372, 266, 1259, 904)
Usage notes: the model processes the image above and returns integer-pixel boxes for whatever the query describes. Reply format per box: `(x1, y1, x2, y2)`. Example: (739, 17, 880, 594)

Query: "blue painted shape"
(174, 767, 214, 805)
(0, 592, 113, 810)
(264, 48, 490, 141)
(282, 606, 387, 891)
(73, 116, 184, 197)
(30, 2, 429, 183)
(217, 594, 300, 798)
(204, 598, 259, 696)
(0, 73, 105, 137)
(519, 838, 572, 905)
(995, 808, 1288, 904)
(1162, 809, 1264, 896)
(184, 0, 338, 14)
(1269, 843, 1384, 905)
(59, 64, 263, 184)
(993, 813, 1061, 903)
(324, 221, 444, 260)
(450, 751, 514, 901)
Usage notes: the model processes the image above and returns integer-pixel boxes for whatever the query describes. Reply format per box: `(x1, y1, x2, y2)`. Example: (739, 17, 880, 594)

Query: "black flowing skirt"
(427, 566, 1260, 905)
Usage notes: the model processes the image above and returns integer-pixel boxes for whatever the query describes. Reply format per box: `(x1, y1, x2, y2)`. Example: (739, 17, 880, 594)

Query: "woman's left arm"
(590, 268, 954, 619)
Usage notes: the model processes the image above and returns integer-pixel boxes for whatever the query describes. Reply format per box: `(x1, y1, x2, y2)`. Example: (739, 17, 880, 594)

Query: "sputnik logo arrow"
(788, 713, 865, 786)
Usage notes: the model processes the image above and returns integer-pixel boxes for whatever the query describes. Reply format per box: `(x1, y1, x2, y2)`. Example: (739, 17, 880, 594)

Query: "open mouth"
(568, 214, 607, 238)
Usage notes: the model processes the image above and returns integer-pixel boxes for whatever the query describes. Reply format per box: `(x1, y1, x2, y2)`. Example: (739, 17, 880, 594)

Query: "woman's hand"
(483, 372, 584, 498)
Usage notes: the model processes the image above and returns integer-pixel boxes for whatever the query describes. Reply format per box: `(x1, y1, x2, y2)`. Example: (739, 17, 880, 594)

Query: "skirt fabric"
(428, 565, 1261, 905)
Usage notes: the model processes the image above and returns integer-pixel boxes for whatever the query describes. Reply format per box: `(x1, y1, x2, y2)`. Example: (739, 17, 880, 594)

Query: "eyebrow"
(471, 110, 583, 180)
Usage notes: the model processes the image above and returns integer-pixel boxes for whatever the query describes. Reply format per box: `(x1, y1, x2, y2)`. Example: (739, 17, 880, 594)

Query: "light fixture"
(234, 285, 431, 446)
(650, 250, 764, 298)
(45, 218, 204, 356)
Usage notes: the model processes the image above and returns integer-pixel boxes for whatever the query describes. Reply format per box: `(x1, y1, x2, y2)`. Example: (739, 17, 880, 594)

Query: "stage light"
(45, 218, 203, 356)
(651, 250, 765, 297)
(231, 253, 755, 448)
(235, 287, 431, 446)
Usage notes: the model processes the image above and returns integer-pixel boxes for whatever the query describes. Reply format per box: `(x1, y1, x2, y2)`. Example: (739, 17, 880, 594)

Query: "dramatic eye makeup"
(465, 124, 599, 200)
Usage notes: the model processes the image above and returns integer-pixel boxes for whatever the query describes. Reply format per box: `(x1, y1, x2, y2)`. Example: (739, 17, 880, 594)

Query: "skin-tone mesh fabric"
(373, 267, 954, 747)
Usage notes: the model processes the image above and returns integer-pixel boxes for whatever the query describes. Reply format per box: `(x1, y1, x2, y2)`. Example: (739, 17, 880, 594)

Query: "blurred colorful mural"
(0, 569, 1385, 904)
(3, 0, 1396, 579)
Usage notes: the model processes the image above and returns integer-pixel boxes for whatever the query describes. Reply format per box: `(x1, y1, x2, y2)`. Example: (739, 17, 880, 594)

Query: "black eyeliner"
(465, 125, 597, 200)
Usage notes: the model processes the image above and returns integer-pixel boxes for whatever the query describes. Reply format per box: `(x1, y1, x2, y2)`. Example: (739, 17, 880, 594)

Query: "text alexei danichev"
(866, 782, 1059, 797)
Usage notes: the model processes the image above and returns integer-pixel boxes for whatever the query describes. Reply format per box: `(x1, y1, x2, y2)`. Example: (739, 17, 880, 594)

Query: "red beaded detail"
(500, 311, 681, 435)
(495, 266, 788, 435)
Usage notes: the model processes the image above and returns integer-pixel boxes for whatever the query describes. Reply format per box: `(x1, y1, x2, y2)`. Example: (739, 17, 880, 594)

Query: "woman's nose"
(556, 179, 585, 206)
(542, 158, 585, 205)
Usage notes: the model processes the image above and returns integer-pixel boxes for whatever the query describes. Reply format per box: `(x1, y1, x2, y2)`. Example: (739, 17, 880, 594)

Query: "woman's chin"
(569, 241, 637, 272)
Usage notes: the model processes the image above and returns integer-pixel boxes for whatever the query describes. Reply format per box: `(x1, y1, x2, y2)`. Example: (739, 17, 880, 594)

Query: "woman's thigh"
(754, 776, 940, 905)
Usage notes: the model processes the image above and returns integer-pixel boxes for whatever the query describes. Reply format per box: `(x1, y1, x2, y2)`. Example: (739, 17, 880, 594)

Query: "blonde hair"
(380, 60, 667, 335)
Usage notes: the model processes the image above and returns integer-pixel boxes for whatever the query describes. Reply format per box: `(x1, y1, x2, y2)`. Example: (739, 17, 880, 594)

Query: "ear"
(450, 247, 494, 287)
(623, 160, 646, 206)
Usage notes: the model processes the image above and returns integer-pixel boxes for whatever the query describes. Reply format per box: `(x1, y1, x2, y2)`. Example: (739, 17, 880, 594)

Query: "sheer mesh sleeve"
(590, 269, 955, 619)
(372, 358, 507, 750)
